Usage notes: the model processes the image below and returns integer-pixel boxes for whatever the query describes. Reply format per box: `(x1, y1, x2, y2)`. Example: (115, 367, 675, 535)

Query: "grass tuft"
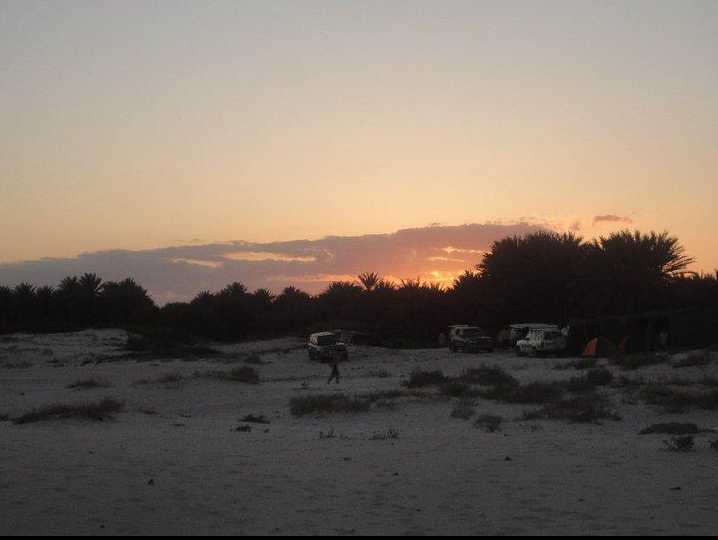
(554, 358, 598, 371)
(290, 393, 372, 417)
(402, 369, 447, 388)
(639, 422, 706, 435)
(522, 394, 620, 424)
(451, 399, 476, 420)
(240, 414, 269, 424)
(459, 365, 518, 387)
(12, 398, 123, 424)
(66, 377, 111, 390)
(663, 435, 694, 452)
(672, 350, 716, 368)
(473, 414, 502, 433)
(612, 352, 670, 371)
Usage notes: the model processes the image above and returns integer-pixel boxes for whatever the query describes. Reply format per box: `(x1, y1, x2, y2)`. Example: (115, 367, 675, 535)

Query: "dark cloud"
(0, 223, 543, 303)
(592, 214, 635, 227)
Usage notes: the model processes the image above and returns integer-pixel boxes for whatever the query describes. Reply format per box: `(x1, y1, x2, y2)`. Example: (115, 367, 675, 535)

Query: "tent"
(582, 337, 619, 358)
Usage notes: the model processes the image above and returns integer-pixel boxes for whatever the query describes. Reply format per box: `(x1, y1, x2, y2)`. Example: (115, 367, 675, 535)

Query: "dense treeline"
(1, 230, 717, 344)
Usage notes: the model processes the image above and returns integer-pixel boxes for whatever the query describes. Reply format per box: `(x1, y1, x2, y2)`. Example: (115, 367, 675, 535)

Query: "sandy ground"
(1, 329, 717, 535)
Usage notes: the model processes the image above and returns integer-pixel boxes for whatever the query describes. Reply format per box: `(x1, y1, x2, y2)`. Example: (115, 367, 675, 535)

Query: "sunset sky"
(1, 1, 717, 300)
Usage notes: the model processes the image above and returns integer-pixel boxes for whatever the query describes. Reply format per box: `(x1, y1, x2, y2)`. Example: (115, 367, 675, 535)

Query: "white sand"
(1, 329, 717, 535)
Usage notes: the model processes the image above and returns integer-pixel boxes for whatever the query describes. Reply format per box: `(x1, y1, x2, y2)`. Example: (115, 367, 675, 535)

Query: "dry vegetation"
(66, 377, 111, 390)
(473, 413, 502, 432)
(12, 398, 124, 424)
(639, 422, 708, 435)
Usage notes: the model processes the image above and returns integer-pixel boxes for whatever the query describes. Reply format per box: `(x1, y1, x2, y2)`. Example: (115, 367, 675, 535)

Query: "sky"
(1, 1, 717, 300)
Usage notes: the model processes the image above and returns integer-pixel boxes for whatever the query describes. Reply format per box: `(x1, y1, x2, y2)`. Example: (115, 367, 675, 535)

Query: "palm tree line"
(1, 230, 716, 343)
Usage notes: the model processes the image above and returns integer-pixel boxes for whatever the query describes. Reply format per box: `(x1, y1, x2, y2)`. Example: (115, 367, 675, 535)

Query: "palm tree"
(0, 285, 13, 330)
(79, 273, 103, 295)
(100, 279, 156, 324)
(477, 231, 587, 324)
(587, 230, 694, 315)
(219, 282, 248, 298)
(356, 272, 381, 292)
(13, 283, 37, 323)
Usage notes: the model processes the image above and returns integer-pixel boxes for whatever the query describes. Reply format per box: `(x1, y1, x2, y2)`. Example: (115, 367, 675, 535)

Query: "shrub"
(439, 380, 479, 398)
(672, 350, 715, 368)
(490, 381, 563, 404)
(459, 366, 518, 387)
(213, 366, 260, 384)
(451, 400, 476, 420)
(13, 398, 124, 424)
(243, 354, 264, 364)
(125, 329, 222, 359)
(474, 414, 502, 433)
(554, 358, 597, 371)
(639, 423, 706, 435)
(360, 389, 408, 402)
(585, 367, 614, 386)
(522, 394, 620, 424)
(290, 394, 372, 417)
(370, 428, 399, 440)
(402, 369, 447, 388)
(640, 384, 718, 412)
(66, 377, 111, 390)
(134, 372, 184, 386)
(240, 414, 269, 424)
(613, 353, 670, 371)
(663, 435, 694, 452)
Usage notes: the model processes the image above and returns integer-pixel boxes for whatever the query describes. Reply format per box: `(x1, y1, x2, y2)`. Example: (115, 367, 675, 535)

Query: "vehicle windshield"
(544, 331, 562, 339)
(317, 334, 338, 346)
(463, 328, 481, 338)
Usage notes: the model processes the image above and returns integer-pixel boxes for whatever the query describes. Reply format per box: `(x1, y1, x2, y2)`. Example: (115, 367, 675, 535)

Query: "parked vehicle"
(448, 325, 494, 353)
(515, 328, 567, 357)
(509, 323, 560, 347)
(307, 332, 348, 362)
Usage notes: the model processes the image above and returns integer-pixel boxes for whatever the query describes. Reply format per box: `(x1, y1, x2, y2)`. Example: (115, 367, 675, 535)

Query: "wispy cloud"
(0, 223, 544, 303)
(592, 214, 635, 227)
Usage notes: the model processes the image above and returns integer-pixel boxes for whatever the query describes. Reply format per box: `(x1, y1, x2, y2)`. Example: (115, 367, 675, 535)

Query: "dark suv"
(307, 332, 348, 362)
(448, 325, 494, 353)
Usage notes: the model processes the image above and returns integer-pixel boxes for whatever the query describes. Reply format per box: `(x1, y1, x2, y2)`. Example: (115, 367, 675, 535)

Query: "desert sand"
(1, 329, 717, 535)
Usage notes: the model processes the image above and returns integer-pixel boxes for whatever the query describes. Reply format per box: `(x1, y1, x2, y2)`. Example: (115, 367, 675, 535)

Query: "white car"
(516, 328, 567, 357)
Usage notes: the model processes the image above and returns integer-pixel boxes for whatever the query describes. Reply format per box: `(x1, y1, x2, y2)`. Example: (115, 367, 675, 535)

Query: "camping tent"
(582, 337, 619, 358)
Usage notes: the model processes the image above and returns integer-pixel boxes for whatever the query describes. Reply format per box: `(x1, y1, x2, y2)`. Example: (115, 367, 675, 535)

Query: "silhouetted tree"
(478, 231, 587, 325)
(100, 279, 156, 325)
(585, 231, 693, 316)
(356, 272, 381, 292)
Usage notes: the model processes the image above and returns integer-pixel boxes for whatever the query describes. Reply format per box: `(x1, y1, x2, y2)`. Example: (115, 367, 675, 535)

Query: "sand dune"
(1, 329, 717, 535)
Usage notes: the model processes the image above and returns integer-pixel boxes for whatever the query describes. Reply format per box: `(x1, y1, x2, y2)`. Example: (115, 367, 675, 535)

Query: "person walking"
(327, 349, 342, 384)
